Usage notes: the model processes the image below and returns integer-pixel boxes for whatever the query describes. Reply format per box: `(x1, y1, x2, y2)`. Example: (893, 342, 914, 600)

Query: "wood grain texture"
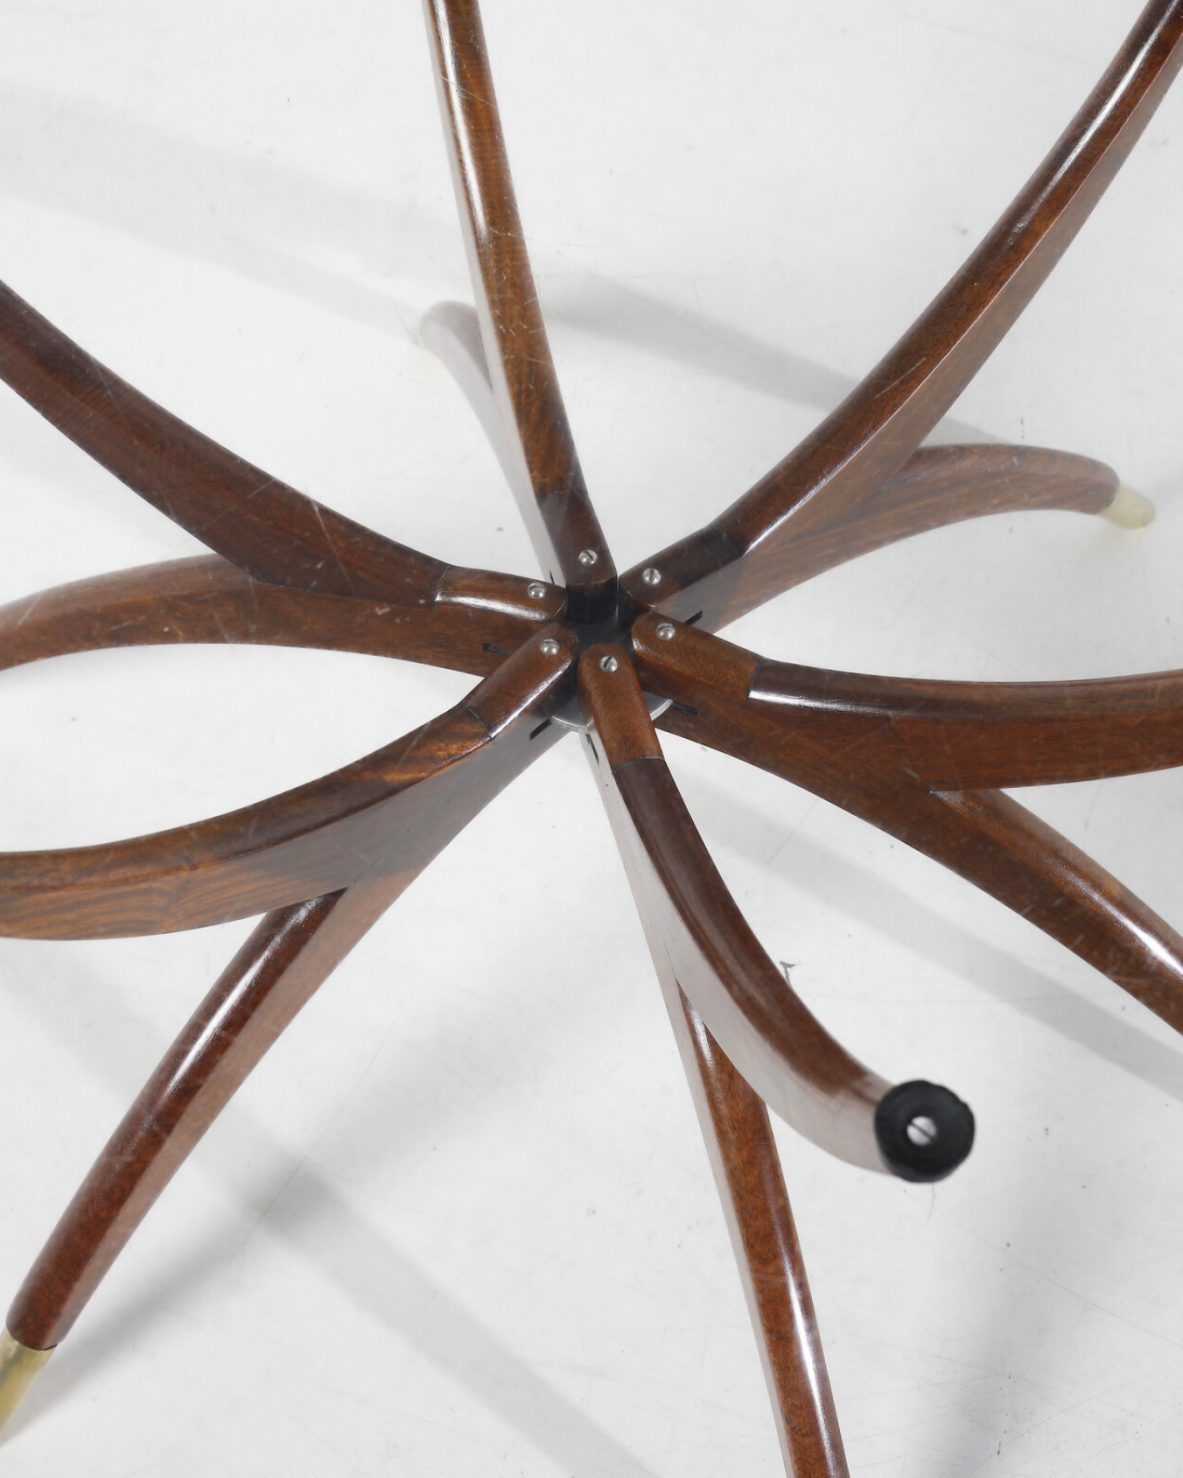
(634, 618, 1183, 1036)
(703, 443, 1120, 607)
(0, 556, 564, 679)
(746, 657, 1183, 790)
(579, 643, 891, 1173)
(1, 0, 1180, 1468)
(0, 280, 449, 602)
(621, 0, 1183, 629)
(0, 626, 575, 939)
(422, 0, 617, 620)
(8, 873, 404, 1350)
(666, 989, 850, 1478)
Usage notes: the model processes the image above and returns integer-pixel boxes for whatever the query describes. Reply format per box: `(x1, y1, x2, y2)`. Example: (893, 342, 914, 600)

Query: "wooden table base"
(1, 1, 1182, 1472)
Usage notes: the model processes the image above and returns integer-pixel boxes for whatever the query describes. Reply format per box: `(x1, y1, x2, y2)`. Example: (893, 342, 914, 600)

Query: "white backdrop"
(1, 1, 1181, 1473)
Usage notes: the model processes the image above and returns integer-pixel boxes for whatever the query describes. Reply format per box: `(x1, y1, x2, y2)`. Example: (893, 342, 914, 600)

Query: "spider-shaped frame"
(0, 0, 1181, 1472)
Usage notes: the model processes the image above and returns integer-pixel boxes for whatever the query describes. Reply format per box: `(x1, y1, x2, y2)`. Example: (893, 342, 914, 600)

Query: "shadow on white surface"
(1, 920, 662, 1477)
(714, 785, 1183, 1104)
(0, 82, 997, 451)
(0, 0, 1181, 1472)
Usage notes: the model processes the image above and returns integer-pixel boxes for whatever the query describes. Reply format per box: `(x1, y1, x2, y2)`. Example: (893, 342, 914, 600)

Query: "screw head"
(641, 566, 661, 586)
(576, 549, 598, 569)
(599, 653, 619, 672)
(655, 622, 676, 641)
(527, 581, 548, 600)
(905, 1115, 938, 1148)
(539, 637, 561, 656)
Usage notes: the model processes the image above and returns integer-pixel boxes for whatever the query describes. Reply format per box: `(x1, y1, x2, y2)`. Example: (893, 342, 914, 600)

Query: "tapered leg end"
(0, 1329, 51, 1437)
(1101, 481, 1156, 528)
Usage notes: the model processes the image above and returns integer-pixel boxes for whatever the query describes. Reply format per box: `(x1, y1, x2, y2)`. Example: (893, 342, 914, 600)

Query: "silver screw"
(641, 566, 661, 586)
(540, 637, 561, 656)
(905, 1115, 938, 1148)
(599, 654, 619, 673)
(577, 549, 598, 569)
(656, 621, 676, 641)
(527, 581, 548, 600)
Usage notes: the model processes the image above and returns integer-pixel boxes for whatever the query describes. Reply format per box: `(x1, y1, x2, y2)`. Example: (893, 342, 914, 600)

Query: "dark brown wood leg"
(637, 611, 1183, 790)
(0, 626, 575, 1434)
(676, 702, 1183, 1035)
(768, 444, 1140, 598)
(0, 555, 563, 680)
(3, 0, 1180, 1462)
(579, 645, 974, 1179)
(422, 0, 616, 616)
(883, 786, 1183, 1036)
(757, 757, 1183, 1034)
(0, 624, 575, 941)
(635, 618, 1183, 1035)
(2, 867, 404, 1386)
(740, 749, 1183, 1034)
(666, 986, 849, 1478)
(0, 279, 448, 602)
(623, 0, 1183, 627)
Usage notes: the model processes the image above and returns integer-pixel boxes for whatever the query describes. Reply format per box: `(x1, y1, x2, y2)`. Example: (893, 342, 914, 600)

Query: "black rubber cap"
(874, 1080, 975, 1183)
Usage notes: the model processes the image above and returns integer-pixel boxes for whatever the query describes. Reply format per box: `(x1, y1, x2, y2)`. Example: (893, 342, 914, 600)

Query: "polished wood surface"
(745, 443, 1120, 599)
(0, 282, 446, 604)
(0, 626, 574, 939)
(11, 888, 360, 1349)
(422, 0, 616, 620)
(579, 645, 891, 1175)
(669, 992, 849, 1478)
(748, 652, 1183, 790)
(622, 0, 1183, 630)
(633, 615, 1183, 1036)
(2, 0, 1181, 1470)
(580, 644, 973, 1178)
(0, 555, 563, 679)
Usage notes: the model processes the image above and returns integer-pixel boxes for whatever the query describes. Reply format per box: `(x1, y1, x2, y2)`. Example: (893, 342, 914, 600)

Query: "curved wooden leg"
(0, 623, 575, 941)
(0, 868, 404, 1431)
(623, 0, 1183, 626)
(759, 751, 1183, 1035)
(421, 0, 616, 617)
(780, 768, 1183, 1037)
(633, 618, 1183, 1034)
(0, 555, 563, 680)
(743, 650, 1183, 790)
(419, 298, 585, 562)
(0, 627, 575, 1432)
(668, 987, 849, 1478)
(635, 608, 1183, 787)
(890, 786, 1183, 1035)
(767, 444, 1146, 596)
(579, 644, 974, 1179)
(0, 280, 447, 602)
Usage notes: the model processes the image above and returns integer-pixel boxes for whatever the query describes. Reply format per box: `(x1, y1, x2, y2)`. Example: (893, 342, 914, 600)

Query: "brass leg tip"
(1101, 481, 1156, 528)
(0, 1329, 51, 1437)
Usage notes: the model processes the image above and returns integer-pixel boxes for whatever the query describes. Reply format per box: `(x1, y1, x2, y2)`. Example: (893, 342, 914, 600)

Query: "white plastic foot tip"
(1101, 481, 1155, 528)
